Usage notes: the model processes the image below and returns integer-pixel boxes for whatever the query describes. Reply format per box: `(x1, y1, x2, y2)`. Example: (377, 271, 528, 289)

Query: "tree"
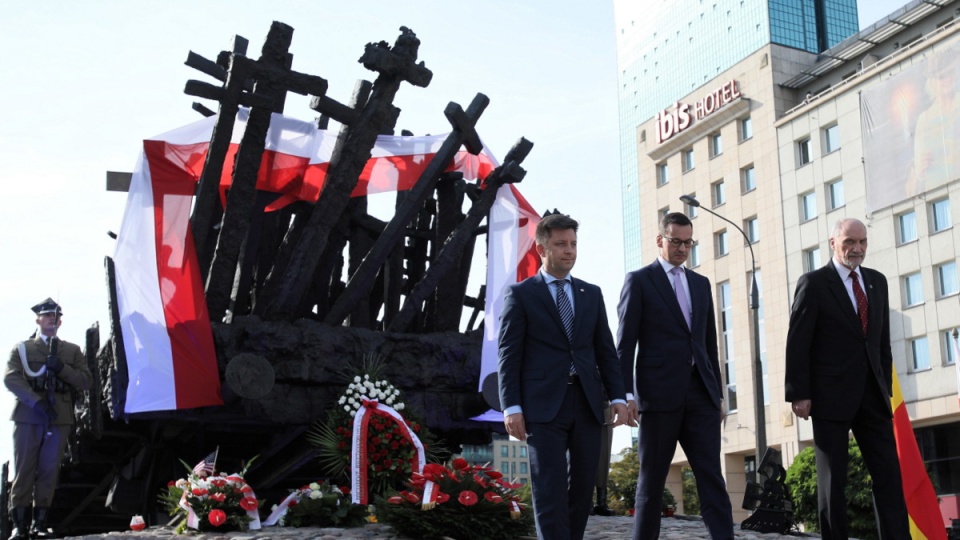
(785, 439, 880, 540)
(607, 446, 639, 513)
(681, 466, 701, 515)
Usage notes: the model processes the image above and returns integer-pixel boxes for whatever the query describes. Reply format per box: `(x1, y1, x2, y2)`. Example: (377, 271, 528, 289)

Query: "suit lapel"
(532, 274, 569, 338)
(825, 260, 864, 335)
(647, 261, 690, 332)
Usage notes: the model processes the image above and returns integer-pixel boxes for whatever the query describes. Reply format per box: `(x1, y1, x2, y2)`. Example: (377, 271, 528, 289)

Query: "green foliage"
(279, 481, 368, 528)
(607, 446, 639, 512)
(661, 486, 677, 509)
(375, 459, 534, 540)
(785, 440, 879, 540)
(681, 466, 701, 515)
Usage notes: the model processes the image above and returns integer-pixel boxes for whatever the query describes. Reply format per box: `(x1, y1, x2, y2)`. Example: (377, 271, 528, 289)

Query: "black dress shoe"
(593, 505, 615, 516)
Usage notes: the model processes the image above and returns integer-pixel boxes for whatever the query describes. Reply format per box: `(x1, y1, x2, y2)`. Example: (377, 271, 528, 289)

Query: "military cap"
(31, 298, 62, 316)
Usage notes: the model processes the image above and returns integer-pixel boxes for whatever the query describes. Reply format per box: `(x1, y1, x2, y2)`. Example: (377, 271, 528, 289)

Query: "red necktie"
(851, 272, 868, 335)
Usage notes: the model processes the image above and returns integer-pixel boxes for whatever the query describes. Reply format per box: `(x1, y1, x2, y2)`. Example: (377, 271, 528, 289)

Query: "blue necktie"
(553, 279, 575, 342)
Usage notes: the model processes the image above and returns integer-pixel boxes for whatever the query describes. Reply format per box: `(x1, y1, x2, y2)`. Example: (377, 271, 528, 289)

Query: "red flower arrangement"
(376, 458, 534, 540)
(308, 360, 441, 503)
(158, 458, 261, 534)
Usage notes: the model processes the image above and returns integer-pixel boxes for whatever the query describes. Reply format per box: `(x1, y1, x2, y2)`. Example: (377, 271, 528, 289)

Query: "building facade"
(614, 0, 859, 269)
(619, 0, 960, 524)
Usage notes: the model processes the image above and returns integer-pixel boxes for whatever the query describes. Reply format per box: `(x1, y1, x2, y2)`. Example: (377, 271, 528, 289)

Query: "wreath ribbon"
(351, 398, 426, 504)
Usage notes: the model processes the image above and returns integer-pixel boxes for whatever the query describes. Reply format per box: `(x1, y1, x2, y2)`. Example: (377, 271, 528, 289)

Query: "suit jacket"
(5, 334, 93, 425)
(785, 260, 894, 421)
(616, 260, 723, 411)
(498, 273, 625, 424)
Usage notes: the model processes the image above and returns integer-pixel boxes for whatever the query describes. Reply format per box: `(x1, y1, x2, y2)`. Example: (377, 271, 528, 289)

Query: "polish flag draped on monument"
(113, 109, 537, 414)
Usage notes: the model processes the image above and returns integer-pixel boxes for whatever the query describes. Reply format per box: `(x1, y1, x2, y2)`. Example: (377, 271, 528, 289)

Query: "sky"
(0, 0, 908, 466)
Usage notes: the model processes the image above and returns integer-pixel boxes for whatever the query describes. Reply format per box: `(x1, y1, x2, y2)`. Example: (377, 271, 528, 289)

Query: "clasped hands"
(504, 402, 635, 442)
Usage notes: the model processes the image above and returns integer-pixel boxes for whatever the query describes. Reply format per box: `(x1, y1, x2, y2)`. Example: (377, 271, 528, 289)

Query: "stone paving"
(61, 514, 816, 539)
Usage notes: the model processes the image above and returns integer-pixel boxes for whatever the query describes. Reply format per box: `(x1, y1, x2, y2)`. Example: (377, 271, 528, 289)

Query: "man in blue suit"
(498, 213, 629, 540)
(617, 212, 734, 540)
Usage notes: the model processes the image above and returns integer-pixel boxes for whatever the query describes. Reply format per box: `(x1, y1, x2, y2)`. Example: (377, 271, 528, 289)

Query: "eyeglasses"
(662, 236, 694, 247)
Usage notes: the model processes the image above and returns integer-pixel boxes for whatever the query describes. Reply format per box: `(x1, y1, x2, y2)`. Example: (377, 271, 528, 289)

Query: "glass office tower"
(614, 0, 858, 269)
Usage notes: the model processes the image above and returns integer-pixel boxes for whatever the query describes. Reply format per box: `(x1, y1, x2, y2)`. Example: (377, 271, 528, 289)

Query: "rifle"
(44, 336, 57, 437)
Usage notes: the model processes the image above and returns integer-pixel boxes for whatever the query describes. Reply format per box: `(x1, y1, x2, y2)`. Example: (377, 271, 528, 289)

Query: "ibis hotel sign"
(655, 80, 742, 144)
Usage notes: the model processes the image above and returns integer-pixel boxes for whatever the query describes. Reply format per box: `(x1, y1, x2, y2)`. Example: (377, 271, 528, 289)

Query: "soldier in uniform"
(4, 299, 92, 539)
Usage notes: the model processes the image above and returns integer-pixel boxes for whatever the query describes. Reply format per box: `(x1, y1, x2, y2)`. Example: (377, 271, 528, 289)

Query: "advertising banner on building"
(862, 43, 960, 212)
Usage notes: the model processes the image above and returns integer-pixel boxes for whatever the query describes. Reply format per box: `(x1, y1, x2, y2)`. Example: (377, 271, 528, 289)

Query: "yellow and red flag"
(891, 369, 946, 540)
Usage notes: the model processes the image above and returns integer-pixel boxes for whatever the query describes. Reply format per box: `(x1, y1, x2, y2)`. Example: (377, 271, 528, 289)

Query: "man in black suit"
(498, 213, 629, 540)
(617, 212, 734, 540)
(785, 218, 911, 539)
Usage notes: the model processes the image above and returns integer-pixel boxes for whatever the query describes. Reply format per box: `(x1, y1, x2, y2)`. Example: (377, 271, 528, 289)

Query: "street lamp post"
(679, 195, 766, 469)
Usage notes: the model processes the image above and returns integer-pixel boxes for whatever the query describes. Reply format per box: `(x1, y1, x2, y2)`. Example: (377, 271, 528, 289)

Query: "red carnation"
(288, 499, 299, 507)
(339, 485, 350, 495)
(239, 497, 258, 511)
(458, 490, 479, 506)
(208, 509, 226, 526)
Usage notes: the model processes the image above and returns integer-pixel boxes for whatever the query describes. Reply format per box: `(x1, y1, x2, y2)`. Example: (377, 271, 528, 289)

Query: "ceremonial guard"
(4, 299, 92, 539)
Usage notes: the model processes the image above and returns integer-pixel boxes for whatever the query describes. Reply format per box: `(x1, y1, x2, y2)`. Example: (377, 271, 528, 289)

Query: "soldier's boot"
(8, 507, 29, 540)
(28, 508, 52, 539)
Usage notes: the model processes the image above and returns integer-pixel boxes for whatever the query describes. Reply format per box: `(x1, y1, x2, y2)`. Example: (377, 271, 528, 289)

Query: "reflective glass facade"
(613, 0, 858, 270)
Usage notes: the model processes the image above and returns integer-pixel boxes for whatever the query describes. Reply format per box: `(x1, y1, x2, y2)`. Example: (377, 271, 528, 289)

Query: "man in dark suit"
(498, 213, 629, 540)
(785, 218, 911, 539)
(617, 212, 734, 540)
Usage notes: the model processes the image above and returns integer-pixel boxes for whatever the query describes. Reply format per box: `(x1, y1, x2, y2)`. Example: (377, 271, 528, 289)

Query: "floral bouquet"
(308, 358, 442, 503)
(158, 458, 261, 533)
(263, 480, 368, 528)
(375, 458, 534, 540)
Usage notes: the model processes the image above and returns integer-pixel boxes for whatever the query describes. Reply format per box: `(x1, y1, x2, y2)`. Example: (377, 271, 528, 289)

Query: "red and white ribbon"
(262, 491, 299, 526)
(351, 399, 426, 504)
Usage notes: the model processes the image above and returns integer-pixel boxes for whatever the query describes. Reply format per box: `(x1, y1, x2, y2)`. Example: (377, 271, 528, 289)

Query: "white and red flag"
(114, 109, 535, 414)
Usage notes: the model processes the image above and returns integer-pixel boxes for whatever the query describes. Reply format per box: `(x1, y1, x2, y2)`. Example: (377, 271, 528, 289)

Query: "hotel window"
(719, 281, 736, 412)
(709, 132, 723, 158)
(681, 148, 695, 172)
(656, 162, 669, 186)
(745, 217, 759, 244)
(684, 194, 698, 219)
(897, 211, 918, 244)
(741, 165, 756, 193)
(930, 198, 952, 233)
(827, 179, 845, 211)
(739, 116, 752, 141)
(797, 137, 812, 166)
(903, 273, 924, 307)
(823, 124, 840, 154)
(716, 230, 729, 257)
(800, 191, 817, 221)
(937, 261, 959, 297)
(911, 336, 930, 371)
(519, 462, 528, 474)
(500, 446, 509, 457)
(659, 206, 670, 220)
(690, 242, 701, 268)
(519, 446, 526, 457)
(712, 180, 726, 207)
(944, 331, 957, 365)
(803, 247, 821, 272)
